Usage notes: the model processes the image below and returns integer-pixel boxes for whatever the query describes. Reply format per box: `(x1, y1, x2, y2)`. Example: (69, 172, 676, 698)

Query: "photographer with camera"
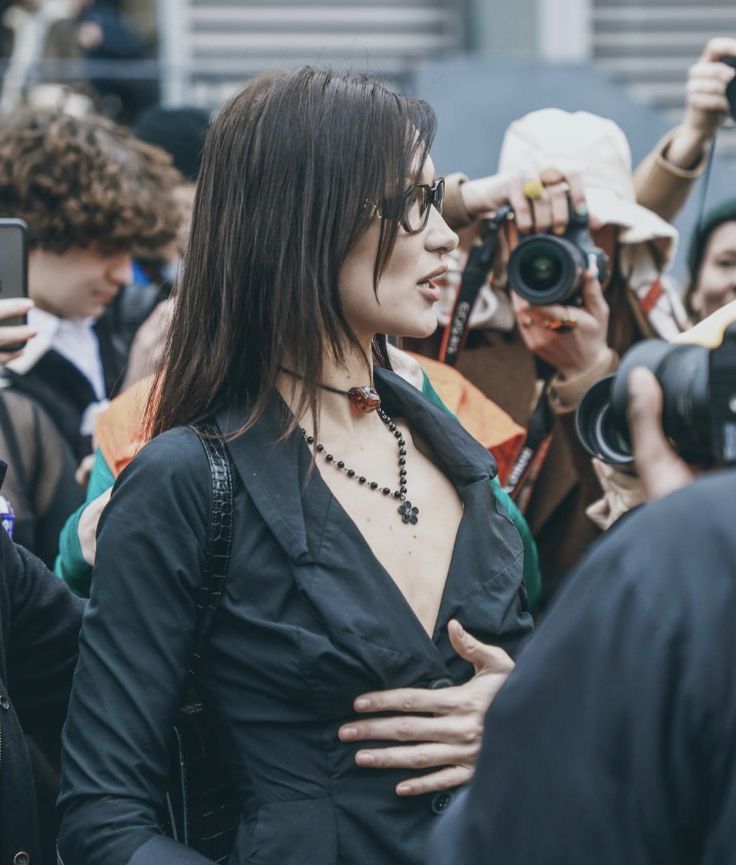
(635, 37, 736, 223)
(428, 326, 736, 864)
(577, 299, 736, 528)
(408, 109, 687, 600)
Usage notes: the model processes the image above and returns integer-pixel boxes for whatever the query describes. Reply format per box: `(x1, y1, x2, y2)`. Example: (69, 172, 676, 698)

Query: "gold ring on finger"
(522, 178, 544, 201)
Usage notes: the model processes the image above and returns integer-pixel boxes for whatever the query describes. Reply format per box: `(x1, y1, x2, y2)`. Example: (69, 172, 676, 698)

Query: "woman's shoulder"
(118, 425, 213, 497)
(104, 426, 216, 541)
(132, 424, 205, 462)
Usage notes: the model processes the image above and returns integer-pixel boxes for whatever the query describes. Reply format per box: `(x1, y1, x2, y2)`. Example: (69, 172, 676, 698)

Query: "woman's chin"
(389, 312, 439, 341)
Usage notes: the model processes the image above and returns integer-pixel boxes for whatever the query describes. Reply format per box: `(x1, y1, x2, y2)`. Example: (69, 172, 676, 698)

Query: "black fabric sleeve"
(430, 473, 736, 865)
(1, 530, 83, 865)
(5, 531, 84, 733)
(57, 428, 216, 865)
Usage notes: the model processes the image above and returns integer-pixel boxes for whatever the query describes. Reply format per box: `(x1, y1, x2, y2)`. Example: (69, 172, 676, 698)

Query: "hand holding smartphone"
(0, 218, 36, 362)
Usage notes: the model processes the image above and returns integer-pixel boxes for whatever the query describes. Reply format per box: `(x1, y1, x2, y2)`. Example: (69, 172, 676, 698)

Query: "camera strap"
(438, 206, 511, 366)
(503, 384, 555, 512)
(436, 205, 556, 511)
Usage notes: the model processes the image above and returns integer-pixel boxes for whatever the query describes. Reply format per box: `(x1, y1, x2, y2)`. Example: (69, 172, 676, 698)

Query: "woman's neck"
(277, 342, 379, 433)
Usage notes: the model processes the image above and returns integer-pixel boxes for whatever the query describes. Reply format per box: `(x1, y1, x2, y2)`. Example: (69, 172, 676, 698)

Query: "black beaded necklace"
(301, 407, 419, 526)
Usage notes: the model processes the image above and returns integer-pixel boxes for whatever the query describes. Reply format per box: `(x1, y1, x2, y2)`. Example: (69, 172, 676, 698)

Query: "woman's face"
(338, 156, 459, 343)
(691, 221, 736, 319)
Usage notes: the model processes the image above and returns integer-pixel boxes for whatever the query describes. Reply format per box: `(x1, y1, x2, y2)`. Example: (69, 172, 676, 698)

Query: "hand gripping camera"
(576, 322, 736, 468)
(507, 209, 608, 306)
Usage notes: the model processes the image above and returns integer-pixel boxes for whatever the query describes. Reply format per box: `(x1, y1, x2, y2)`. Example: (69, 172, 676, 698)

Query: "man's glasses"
(375, 177, 446, 235)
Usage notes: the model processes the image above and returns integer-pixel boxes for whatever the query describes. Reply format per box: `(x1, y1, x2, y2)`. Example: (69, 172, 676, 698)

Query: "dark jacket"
(6, 318, 127, 462)
(431, 469, 736, 865)
(0, 515, 83, 865)
(58, 368, 533, 865)
(0, 389, 84, 567)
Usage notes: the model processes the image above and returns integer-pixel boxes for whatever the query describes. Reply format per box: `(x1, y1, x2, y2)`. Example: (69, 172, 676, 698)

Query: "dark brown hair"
(147, 67, 436, 438)
(0, 109, 181, 255)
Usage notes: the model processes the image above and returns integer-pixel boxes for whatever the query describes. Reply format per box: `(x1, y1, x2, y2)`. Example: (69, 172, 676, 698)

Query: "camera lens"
(595, 404, 632, 461)
(520, 251, 563, 292)
(508, 235, 585, 305)
(577, 340, 713, 467)
(576, 375, 634, 466)
(655, 345, 711, 462)
(611, 342, 711, 464)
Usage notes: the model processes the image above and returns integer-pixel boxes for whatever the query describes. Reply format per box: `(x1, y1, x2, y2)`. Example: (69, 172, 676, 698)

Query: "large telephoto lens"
(577, 340, 712, 466)
(508, 235, 586, 305)
(575, 375, 633, 466)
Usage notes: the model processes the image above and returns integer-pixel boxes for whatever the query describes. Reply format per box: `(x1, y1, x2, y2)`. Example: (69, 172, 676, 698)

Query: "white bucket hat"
(498, 108, 678, 271)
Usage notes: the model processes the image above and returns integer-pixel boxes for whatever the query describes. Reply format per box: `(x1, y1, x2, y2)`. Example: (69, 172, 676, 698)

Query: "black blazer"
(58, 368, 533, 865)
(0, 522, 83, 865)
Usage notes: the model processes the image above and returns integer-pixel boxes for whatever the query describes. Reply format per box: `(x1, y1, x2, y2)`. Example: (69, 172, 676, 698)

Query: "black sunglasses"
(377, 177, 446, 235)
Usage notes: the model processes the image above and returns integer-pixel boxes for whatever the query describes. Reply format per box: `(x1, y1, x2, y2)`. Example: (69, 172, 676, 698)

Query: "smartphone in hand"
(0, 219, 29, 352)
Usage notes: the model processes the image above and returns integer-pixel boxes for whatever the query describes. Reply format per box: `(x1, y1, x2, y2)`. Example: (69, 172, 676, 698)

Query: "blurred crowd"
(0, 0, 156, 120)
(0, 27, 735, 865)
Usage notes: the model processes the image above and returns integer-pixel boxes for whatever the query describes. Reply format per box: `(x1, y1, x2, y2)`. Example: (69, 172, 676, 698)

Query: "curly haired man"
(0, 110, 179, 453)
(0, 109, 179, 565)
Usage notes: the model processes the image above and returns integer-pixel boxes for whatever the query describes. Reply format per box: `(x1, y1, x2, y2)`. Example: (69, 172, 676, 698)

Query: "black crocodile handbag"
(159, 423, 241, 862)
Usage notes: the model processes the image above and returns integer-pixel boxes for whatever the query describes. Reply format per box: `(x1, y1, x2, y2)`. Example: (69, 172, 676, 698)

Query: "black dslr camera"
(576, 322, 736, 468)
(723, 56, 736, 119)
(507, 209, 608, 306)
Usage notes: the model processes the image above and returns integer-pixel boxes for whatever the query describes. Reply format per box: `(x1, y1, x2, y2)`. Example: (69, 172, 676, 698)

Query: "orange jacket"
(95, 375, 151, 479)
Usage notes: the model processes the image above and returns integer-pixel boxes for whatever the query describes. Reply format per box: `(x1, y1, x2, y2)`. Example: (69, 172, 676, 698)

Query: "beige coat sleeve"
(633, 127, 708, 224)
(443, 173, 474, 230)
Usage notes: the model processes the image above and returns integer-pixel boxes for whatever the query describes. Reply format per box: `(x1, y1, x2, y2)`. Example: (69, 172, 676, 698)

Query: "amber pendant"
(347, 386, 381, 413)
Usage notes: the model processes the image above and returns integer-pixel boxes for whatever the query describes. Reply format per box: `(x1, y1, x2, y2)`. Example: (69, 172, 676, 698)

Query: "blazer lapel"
(375, 369, 528, 655)
(374, 366, 498, 487)
(218, 370, 510, 637)
(217, 400, 314, 564)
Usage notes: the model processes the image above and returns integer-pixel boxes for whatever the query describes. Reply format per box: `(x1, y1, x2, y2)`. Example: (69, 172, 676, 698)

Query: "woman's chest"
(204, 478, 528, 721)
(325, 505, 464, 640)
(315, 424, 464, 636)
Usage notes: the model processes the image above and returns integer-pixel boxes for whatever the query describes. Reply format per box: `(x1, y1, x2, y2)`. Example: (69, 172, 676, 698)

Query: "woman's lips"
(417, 278, 441, 302)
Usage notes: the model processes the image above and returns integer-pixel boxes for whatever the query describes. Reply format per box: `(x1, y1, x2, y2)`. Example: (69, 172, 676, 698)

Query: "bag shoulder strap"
(0, 391, 29, 495)
(188, 422, 233, 675)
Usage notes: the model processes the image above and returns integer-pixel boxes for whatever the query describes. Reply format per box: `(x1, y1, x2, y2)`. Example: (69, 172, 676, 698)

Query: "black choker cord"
(279, 366, 381, 413)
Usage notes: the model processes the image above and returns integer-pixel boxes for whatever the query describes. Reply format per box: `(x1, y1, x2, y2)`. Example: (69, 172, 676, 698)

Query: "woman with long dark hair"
(58, 68, 532, 865)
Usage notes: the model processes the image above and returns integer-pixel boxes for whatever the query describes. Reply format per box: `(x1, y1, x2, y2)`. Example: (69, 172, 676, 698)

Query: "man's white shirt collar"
(6, 308, 109, 435)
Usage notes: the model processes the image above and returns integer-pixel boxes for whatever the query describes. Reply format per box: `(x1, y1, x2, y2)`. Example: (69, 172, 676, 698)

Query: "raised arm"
(634, 38, 736, 223)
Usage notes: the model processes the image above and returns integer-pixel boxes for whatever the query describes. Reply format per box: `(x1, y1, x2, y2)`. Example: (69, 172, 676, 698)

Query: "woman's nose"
(425, 207, 459, 255)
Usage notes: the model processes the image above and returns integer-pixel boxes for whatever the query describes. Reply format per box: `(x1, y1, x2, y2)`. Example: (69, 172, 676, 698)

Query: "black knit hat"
(688, 197, 736, 281)
(134, 106, 211, 181)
